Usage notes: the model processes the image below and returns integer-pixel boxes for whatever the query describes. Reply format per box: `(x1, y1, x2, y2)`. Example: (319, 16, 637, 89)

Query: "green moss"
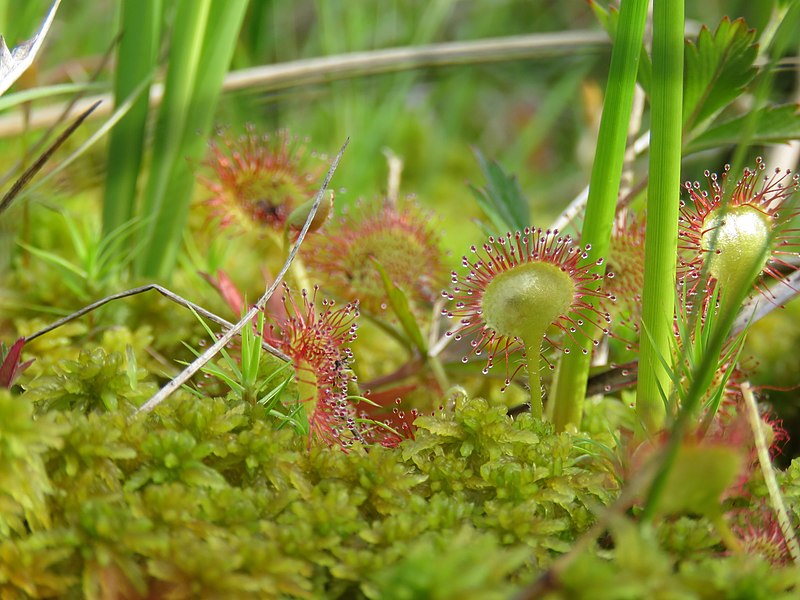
(4, 348, 800, 597)
(26, 347, 156, 413)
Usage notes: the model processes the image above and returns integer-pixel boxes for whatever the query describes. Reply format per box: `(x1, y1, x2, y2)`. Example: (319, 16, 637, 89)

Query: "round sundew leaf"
(482, 261, 575, 342)
(702, 205, 771, 289)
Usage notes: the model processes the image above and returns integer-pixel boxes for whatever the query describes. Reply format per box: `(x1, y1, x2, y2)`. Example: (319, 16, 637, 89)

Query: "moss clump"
(550, 517, 800, 600)
(3, 348, 800, 598)
(2, 346, 616, 598)
(25, 347, 156, 413)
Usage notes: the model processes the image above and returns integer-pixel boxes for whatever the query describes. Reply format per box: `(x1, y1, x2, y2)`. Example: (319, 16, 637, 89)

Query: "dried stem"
(0, 101, 101, 216)
(0, 32, 611, 136)
(382, 147, 403, 206)
(24, 283, 290, 362)
(741, 381, 800, 564)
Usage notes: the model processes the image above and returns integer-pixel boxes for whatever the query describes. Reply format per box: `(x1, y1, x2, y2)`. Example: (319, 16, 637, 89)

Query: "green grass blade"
(136, 0, 249, 278)
(636, 0, 685, 433)
(469, 149, 530, 234)
(373, 258, 428, 355)
(134, 0, 212, 277)
(0, 82, 103, 111)
(17, 242, 88, 279)
(548, 0, 649, 431)
(102, 0, 162, 236)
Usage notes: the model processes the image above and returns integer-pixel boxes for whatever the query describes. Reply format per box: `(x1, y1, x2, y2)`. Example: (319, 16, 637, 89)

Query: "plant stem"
(524, 335, 543, 420)
(549, 0, 649, 432)
(427, 354, 450, 394)
(741, 381, 800, 563)
(642, 284, 756, 520)
(636, 0, 684, 433)
(547, 356, 576, 428)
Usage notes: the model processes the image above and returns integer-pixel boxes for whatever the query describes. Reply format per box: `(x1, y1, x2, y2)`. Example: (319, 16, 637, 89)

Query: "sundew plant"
(3, 0, 800, 598)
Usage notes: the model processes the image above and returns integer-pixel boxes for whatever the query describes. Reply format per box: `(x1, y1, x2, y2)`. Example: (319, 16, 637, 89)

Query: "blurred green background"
(1, 0, 786, 249)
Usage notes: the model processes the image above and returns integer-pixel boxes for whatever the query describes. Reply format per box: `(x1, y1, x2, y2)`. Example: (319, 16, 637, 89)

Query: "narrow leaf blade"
(372, 258, 428, 354)
(469, 148, 529, 233)
(685, 104, 800, 154)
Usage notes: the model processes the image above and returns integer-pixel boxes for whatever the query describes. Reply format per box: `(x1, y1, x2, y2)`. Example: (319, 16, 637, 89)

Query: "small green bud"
(286, 190, 334, 234)
(702, 205, 771, 290)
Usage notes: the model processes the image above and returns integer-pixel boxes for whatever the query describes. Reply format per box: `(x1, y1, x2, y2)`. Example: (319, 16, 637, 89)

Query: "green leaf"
(136, 0, 249, 278)
(588, 1, 612, 31)
(372, 258, 428, 354)
(685, 104, 800, 154)
(652, 444, 743, 518)
(683, 18, 758, 133)
(588, 1, 652, 92)
(411, 417, 464, 440)
(102, 0, 161, 235)
(468, 149, 529, 234)
(17, 242, 88, 279)
(0, 82, 103, 111)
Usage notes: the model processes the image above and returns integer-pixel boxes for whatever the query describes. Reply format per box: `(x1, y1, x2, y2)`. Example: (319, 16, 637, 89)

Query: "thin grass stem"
(741, 381, 800, 563)
(0, 31, 611, 136)
(636, 0, 684, 432)
(102, 1, 161, 236)
(548, 0, 649, 431)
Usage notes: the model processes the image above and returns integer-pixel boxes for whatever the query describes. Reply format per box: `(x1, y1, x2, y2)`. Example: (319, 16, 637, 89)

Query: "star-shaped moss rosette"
(303, 198, 447, 315)
(198, 127, 323, 234)
(443, 228, 613, 419)
(678, 159, 800, 299)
